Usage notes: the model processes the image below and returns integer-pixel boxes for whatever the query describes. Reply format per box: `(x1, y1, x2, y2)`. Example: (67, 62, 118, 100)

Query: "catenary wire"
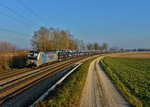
(0, 1, 39, 27)
(0, 28, 32, 37)
(0, 10, 34, 26)
(17, 0, 50, 26)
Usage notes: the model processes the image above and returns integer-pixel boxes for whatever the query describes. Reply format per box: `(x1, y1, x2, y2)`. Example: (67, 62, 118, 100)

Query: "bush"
(0, 53, 27, 74)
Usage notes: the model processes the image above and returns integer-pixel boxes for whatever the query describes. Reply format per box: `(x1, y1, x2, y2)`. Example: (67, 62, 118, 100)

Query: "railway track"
(0, 57, 81, 86)
(0, 57, 84, 104)
(0, 61, 69, 83)
(0, 68, 32, 81)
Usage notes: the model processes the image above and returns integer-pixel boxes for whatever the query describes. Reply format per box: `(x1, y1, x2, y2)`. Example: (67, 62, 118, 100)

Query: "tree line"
(0, 41, 19, 52)
(86, 42, 108, 50)
(31, 27, 108, 51)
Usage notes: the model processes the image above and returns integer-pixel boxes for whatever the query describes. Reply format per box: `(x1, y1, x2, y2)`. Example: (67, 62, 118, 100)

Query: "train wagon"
(26, 49, 102, 68)
(26, 51, 58, 67)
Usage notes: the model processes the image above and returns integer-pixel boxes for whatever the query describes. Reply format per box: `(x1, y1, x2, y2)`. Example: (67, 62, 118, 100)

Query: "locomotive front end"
(26, 51, 39, 67)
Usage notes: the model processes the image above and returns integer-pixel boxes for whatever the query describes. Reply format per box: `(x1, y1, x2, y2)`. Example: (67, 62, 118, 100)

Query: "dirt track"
(80, 57, 130, 107)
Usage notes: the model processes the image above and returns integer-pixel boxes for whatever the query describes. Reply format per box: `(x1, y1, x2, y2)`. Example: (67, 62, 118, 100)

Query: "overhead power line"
(17, 0, 50, 26)
(0, 28, 32, 37)
(0, 11, 34, 26)
(0, 2, 39, 27)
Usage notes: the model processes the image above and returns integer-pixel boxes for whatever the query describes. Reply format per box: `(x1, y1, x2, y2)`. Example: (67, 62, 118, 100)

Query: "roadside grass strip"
(35, 57, 98, 107)
(100, 57, 150, 107)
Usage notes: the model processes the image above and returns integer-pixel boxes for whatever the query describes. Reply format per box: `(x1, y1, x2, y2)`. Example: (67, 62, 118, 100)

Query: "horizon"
(0, 0, 150, 49)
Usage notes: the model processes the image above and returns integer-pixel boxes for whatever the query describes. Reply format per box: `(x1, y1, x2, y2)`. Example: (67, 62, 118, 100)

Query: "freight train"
(26, 50, 102, 67)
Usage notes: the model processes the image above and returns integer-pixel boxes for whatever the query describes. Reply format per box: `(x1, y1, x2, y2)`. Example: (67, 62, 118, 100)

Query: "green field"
(100, 57, 150, 107)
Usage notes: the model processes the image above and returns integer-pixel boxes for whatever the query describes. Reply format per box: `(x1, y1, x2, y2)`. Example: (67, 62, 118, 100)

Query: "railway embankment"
(35, 56, 98, 107)
(0, 57, 89, 107)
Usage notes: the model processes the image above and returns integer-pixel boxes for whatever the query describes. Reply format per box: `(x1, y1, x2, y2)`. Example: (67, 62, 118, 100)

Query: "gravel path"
(80, 57, 130, 107)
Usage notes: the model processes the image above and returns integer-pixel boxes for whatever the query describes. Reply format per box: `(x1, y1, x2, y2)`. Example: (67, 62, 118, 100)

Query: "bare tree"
(86, 42, 93, 50)
(102, 43, 108, 50)
(0, 41, 19, 52)
(109, 47, 119, 52)
(31, 27, 79, 51)
(81, 40, 85, 50)
(93, 42, 99, 50)
(31, 27, 51, 51)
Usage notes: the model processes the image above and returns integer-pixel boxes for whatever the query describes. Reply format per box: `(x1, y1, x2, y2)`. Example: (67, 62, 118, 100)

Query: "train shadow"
(10, 55, 27, 69)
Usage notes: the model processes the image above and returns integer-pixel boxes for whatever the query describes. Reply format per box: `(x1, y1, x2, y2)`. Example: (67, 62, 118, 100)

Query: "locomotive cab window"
(27, 51, 39, 60)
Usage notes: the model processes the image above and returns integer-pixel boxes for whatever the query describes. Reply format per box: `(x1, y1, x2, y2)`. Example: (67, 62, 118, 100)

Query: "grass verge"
(35, 56, 98, 107)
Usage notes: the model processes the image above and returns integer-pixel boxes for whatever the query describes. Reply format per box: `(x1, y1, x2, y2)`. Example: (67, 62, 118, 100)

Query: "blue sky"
(0, 0, 150, 49)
